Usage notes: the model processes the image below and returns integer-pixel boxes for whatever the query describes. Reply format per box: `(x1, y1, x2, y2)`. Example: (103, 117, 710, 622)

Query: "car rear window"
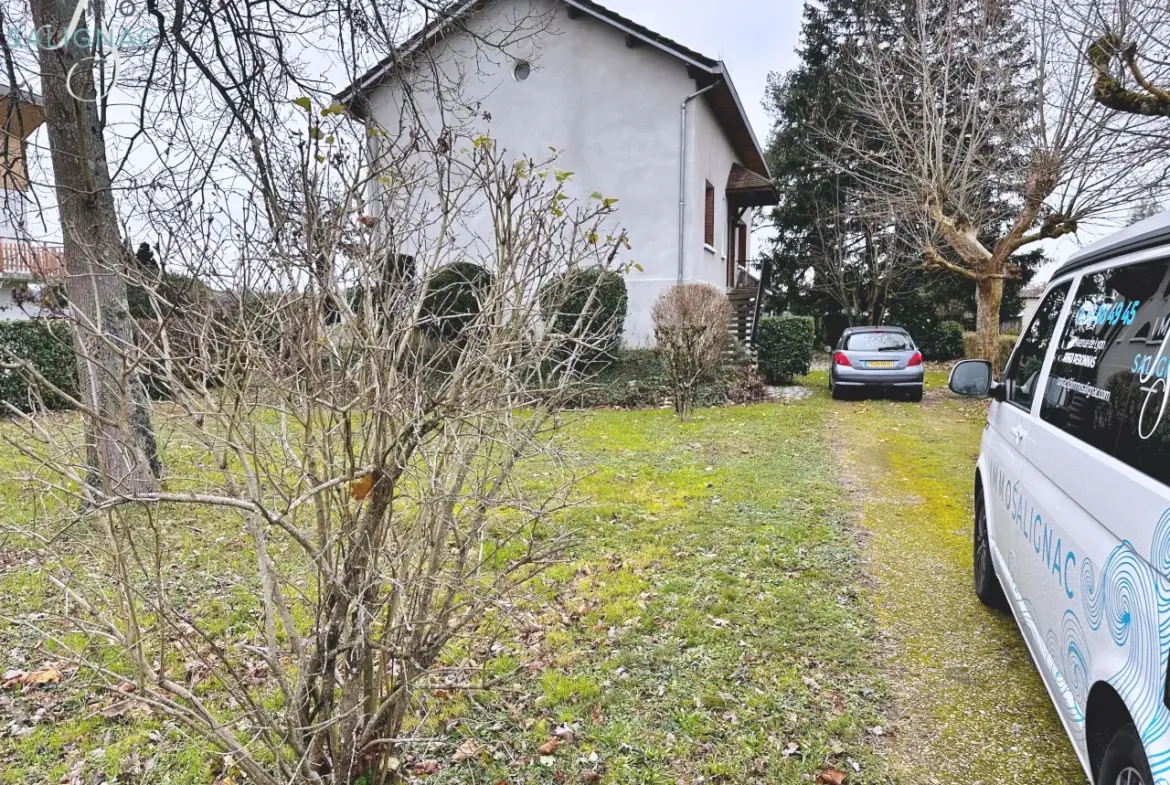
(844, 332, 912, 351)
(1039, 258, 1170, 485)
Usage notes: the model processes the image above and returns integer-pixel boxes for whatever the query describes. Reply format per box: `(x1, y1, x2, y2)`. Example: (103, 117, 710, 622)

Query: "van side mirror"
(949, 359, 1002, 399)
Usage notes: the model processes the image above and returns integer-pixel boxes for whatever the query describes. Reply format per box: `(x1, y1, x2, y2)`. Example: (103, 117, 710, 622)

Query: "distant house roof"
(0, 84, 41, 105)
(1053, 209, 1170, 279)
(335, 0, 773, 179)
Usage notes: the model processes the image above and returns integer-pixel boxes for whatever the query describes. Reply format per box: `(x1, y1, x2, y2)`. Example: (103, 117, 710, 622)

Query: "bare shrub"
(0, 131, 630, 785)
(652, 283, 732, 419)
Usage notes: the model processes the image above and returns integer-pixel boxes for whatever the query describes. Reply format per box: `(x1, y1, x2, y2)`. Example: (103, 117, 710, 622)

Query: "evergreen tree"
(764, 0, 914, 330)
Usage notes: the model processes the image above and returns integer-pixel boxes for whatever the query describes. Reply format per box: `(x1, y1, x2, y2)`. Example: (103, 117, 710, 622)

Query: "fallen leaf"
(537, 737, 560, 755)
(583, 770, 601, 783)
(413, 759, 439, 775)
(351, 473, 376, 500)
(21, 665, 62, 687)
(816, 767, 848, 785)
(451, 739, 479, 763)
(99, 700, 133, 718)
(781, 741, 799, 758)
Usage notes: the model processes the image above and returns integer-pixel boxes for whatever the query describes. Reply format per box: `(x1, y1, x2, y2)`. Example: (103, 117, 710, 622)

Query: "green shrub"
(962, 331, 1017, 368)
(920, 320, 964, 361)
(419, 261, 493, 340)
(755, 315, 814, 385)
(0, 321, 78, 412)
(540, 267, 628, 366)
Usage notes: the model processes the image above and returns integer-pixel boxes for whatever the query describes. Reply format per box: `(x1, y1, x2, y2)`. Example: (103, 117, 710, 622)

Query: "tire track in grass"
(830, 391, 1085, 784)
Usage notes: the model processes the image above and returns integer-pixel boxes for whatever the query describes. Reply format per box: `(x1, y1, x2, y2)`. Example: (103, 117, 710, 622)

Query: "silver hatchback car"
(829, 326, 924, 401)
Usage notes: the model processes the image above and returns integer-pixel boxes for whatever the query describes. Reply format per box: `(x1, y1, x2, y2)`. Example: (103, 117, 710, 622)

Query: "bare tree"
(23, 0, 160, 494)
(807, 190, 922, 325)
(1076, 0, 1170, 118)
(831, 0, 1170, 367)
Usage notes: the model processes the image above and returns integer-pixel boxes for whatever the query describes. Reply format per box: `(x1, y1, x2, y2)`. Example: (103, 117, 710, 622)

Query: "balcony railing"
(0, 240, 65, 279)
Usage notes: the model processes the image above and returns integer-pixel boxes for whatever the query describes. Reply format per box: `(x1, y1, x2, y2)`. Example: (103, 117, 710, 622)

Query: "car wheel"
(974, 490, 1009, 611)
(907, 386, 924, 403)
(831, 383, 846, 400)
(1099, 724, 1154, 785)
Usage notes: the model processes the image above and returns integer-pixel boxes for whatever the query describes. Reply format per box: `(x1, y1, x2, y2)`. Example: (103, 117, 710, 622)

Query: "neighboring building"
(337, 0, 777, 346)
(1019, 282, 1046, 329)
(0, 85, 63, 321)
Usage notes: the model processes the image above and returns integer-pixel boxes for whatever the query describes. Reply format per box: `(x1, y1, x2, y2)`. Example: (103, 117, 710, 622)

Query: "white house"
(336, 0, 777, 346)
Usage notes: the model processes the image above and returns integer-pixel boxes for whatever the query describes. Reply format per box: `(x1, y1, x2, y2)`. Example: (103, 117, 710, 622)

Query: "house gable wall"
(363, 0, 749, 346)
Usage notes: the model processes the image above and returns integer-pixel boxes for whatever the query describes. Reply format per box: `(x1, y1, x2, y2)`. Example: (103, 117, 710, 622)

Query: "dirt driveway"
(826, 376, 1086, 784)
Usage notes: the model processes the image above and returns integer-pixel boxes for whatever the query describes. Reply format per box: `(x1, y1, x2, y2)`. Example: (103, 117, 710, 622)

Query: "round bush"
(755, 315, 814, 385)
(0, 321, 78, 412)
(540, 267, 628, 366)
(419, 262, 493, 340)
(921, 320, 964, 361)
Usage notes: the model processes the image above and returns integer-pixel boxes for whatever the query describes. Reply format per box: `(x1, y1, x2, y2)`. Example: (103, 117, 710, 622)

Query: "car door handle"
(1010, 425, 1027, 443)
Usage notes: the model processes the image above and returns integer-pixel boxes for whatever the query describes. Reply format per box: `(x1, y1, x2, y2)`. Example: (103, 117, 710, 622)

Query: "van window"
(1002, 282, 1070, 412)
(1039, 258, 1170, 484)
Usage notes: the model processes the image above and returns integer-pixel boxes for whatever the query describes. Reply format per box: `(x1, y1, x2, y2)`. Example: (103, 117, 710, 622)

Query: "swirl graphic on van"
(1046, 610, 1091, 717)
(1081, 518, 1170, 748)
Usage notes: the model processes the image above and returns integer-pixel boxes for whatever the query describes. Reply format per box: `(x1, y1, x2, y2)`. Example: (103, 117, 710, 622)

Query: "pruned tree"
(1077, 0, 1170, 118)
(829, 0, 1169, 368)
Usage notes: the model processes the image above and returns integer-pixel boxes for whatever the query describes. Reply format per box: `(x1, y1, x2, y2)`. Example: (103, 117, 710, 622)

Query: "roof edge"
(335, 0, 772, 180)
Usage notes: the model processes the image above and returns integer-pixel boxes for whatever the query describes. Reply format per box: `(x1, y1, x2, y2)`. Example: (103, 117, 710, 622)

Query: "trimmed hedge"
(540, 267, 628, 366)
(0, 320, 78, 412)
(755, 315, 815, 385)
(920, 320, 965, 361)
(962, 331, 1017, 368)
(419, 261, 493, 340)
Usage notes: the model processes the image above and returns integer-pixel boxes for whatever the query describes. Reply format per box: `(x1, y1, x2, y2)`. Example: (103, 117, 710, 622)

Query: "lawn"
(0, 374, 1083, 784)
(0, 396, 891, 784)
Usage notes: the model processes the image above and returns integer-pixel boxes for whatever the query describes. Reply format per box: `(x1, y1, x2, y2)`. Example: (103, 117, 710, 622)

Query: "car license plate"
(867, 360, 896, 369)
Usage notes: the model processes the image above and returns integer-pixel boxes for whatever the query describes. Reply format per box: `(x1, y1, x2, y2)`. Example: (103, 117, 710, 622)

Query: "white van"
(949, 212, 1170, 785)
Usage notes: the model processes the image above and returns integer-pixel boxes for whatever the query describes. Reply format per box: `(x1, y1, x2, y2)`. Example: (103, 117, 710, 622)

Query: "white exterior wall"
(683, 94, 753, 287)
(363, 0, 751, 347)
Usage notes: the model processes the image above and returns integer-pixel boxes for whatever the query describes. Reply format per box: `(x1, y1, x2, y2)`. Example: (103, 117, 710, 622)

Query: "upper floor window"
(703, 181, 715, 247)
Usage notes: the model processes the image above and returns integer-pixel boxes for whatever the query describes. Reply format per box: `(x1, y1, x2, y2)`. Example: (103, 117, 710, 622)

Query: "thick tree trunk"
(974, 276, 1004, 374)
(30, 0, 160, 497)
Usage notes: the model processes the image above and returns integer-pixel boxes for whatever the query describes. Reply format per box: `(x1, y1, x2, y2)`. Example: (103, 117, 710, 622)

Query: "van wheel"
(1099, 724, 1153, 785)
(974, 491, 1009, 611)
